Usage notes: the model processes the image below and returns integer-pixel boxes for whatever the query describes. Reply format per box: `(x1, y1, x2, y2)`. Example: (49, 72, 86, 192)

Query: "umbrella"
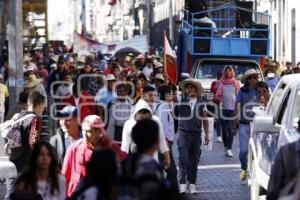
(114, 47, 141, 60)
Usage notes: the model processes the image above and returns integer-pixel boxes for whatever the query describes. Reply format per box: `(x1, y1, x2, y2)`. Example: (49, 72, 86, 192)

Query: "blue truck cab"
(177, 3, 271, 99)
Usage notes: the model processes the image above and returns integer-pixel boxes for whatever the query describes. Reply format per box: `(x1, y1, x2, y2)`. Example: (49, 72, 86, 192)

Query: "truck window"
(196, 61, 261, 82)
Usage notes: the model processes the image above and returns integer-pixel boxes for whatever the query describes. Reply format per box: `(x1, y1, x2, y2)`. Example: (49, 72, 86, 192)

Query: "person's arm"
(121, 121, 131, 153)
(28, 117, 42, 149)
(156, 118, 170, 169)
(202, 111, 209, 145)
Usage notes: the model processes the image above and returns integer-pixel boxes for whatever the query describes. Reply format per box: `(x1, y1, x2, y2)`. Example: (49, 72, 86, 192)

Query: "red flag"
(163, 31, 177, 85)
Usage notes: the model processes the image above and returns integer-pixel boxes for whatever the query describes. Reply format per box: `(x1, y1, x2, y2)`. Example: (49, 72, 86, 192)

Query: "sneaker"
(216, 136, 222, 143)
(226, 149, 233, 157)
(240, 170, 247, 181)
(179, 184, 188, 194)
(189, 184, 199, 194)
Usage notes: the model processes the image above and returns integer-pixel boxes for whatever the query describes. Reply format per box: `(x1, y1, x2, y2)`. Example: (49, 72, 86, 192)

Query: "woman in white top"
(13, 141, 66, 200)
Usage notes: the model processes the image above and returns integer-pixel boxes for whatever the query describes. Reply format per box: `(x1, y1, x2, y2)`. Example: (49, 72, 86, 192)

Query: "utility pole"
(169, 0, 174, 46)
(8, 0, 23, 107)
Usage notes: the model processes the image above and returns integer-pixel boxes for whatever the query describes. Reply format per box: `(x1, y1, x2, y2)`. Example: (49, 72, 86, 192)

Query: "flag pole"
(163, 30, 167, 72)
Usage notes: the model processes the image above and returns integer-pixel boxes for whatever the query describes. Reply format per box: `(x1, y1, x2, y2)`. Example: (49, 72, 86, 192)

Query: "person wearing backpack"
(1, 91, 46, 199)
(4, 91, 46, 172)
(118, 119, 171, 200)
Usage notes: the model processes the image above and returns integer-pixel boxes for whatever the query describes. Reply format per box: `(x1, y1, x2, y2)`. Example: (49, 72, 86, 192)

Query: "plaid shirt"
(267, 139, 300, 200)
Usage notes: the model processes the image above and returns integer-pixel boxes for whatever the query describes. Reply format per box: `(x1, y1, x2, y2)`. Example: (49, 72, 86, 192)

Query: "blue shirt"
(95, 88, 117, 106)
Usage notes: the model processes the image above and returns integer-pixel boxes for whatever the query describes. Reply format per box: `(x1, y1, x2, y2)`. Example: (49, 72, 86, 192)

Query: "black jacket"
(50, 128, 66, 168)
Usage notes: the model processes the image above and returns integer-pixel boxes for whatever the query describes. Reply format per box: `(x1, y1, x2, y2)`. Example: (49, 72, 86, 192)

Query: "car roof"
(281, 74, 300, 87)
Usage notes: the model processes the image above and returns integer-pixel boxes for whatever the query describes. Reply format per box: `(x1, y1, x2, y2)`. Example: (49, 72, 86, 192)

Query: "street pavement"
(0, 131, 250, 200)
(173, 132, 250, 200)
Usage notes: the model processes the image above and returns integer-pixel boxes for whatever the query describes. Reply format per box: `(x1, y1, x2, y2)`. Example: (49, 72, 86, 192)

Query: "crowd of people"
(0, 45, 300, 200)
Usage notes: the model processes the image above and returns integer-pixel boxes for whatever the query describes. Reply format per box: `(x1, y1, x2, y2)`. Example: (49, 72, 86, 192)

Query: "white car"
(249, 74, 300, 200)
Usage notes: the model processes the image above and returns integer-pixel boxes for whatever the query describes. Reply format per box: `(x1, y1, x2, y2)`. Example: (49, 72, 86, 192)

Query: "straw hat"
(154, 62, 164, 69)
(243, 69, 260, 82)
(154, 73, 165, 82)
(179, 78, 203, 97)
(24, 74, 43, 88)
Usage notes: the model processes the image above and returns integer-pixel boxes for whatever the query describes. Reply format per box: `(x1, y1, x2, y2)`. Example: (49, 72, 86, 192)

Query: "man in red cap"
(62, 115, 126, 197)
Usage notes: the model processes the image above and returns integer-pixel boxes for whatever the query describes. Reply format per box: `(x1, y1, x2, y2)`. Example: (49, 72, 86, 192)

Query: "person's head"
(185, 84, 197, 98)
(132, 119, 159, 154)
(256, 81, 270, 105)
(142, 85, 157, 103)
(105, 74, 116, 91)
(27, 91, 46, 115)
(111, 65, 120, 80)
(224, 65, 234, 79)
(83, 63, 92, 73)
(82, 115, 106, 147)
(138, 73, 147, 89)
(57, 60, 65, 71)
(116, 83, 129, 99)
(63, 73, 73, 83)
(29, 141, 59, 194)
(37, 62, 45, 70)
(58, 106, 79, 136)
(154, 74, 165, 88)
(286, 61, 292, 70)
(244, 69, 259, 87)
(19, 91, 29, 104)
(86, 148, 117, 197)
(157, 85, 172, 102)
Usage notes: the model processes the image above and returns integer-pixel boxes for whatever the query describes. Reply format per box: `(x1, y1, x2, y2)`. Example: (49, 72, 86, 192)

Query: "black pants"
(165, 141, 178, 190)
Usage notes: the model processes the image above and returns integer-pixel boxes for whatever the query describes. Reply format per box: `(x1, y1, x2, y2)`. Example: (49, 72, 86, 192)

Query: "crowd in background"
(0, 44, 300, 200)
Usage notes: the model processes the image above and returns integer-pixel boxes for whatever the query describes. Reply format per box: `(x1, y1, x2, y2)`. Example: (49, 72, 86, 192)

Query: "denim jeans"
(220, 109, 235, 150)
(215, 118, 222, 137)
(239, 123, 250, 170)
(177, 133, 202, 184)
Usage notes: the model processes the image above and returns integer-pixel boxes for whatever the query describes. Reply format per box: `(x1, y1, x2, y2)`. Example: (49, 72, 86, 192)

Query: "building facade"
(256, 0, 300, 65)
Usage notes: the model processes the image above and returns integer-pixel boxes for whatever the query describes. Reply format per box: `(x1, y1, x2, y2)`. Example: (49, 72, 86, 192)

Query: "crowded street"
(0, 0, 300, 200)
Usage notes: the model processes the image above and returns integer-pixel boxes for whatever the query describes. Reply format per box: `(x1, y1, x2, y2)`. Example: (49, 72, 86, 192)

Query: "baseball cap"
(57, 106, 78, 118)
(82, 115, 106, 132)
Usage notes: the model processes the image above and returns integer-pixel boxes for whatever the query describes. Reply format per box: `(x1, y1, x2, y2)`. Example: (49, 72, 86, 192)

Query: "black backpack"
(117, 154, 175, 200)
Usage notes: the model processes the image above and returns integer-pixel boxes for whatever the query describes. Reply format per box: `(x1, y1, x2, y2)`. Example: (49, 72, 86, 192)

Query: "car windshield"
(290, 90, 300, 128)
(196, 61, 261, 82)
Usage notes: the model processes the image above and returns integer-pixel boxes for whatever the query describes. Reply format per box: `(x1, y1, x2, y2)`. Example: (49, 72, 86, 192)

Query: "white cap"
(50, 63, 57, 69)
(105, 74, 116, 81)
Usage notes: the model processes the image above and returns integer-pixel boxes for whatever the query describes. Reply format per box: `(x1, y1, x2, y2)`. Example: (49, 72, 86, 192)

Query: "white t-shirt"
(37, 174, 66, 200)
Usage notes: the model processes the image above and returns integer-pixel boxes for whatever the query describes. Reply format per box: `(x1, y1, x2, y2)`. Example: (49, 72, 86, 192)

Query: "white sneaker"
(216, 136, 222, 143)
(226, 149, 233, 157)
(189, 184, 199, 194)
(179, 184, 188, 194)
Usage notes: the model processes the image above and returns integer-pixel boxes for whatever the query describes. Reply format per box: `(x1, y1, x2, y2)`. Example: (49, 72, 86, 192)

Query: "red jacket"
(62, 137, 126, 197)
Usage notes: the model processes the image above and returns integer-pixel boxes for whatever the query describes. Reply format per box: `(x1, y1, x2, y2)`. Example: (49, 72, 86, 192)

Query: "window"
(290, 90, 300, 128)
(276, 89, 290, 125)
(268, 83, 287, 117)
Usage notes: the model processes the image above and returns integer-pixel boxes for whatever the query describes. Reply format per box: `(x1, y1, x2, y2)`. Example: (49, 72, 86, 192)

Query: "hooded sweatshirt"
(121, 99, 169, 159)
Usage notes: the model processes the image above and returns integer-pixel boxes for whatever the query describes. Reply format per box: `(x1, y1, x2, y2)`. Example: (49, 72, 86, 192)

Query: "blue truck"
(177, 3, 271, 99)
